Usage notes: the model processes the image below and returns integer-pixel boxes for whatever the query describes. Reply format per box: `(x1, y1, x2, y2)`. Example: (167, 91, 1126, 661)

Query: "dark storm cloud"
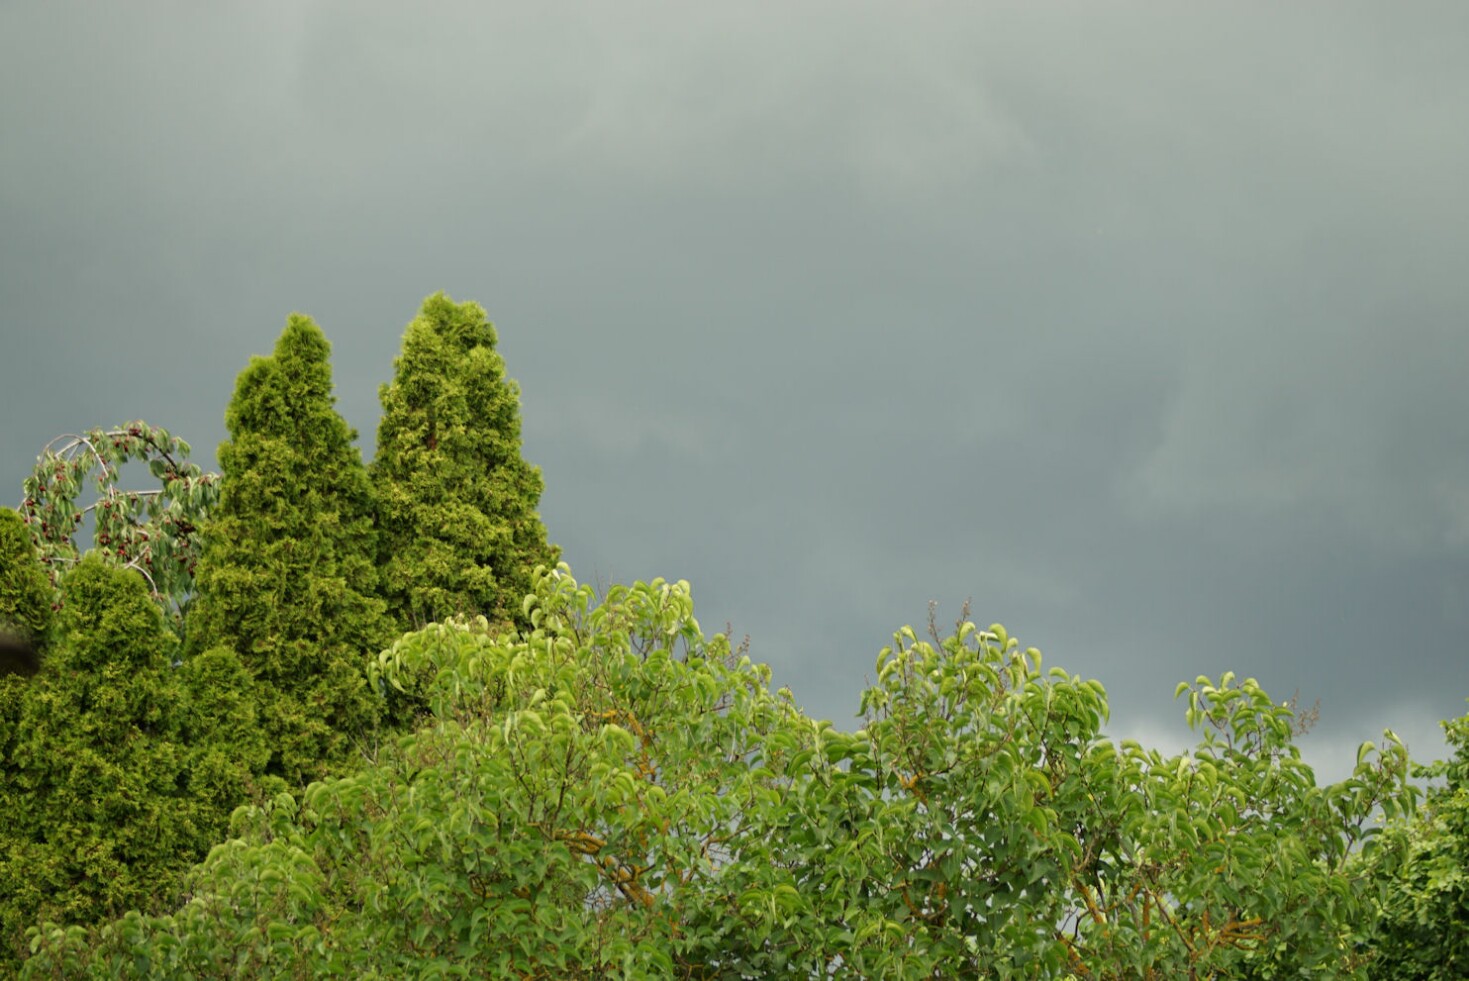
(3, 1, 1468, 780)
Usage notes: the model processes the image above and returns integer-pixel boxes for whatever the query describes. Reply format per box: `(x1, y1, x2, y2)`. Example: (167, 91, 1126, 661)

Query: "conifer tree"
(373, 293, 557, 628)
(0, 558, 208, 962)
(187, 314, 394, 783)
(0, 507, 52, 675)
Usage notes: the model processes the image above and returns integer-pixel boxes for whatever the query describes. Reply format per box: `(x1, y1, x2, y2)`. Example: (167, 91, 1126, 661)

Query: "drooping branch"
(17, 421, 219, 631)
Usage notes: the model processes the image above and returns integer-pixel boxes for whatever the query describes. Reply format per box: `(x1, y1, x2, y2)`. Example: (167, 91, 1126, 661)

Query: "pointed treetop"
(223, 314, 341, 440)
(416, 291, 498, 351)
(373, 292, 556, 628)
(273, 313, 335, 394)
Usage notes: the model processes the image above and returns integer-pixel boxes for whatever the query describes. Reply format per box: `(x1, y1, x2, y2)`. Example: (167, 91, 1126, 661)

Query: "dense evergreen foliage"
(372, 293, 557, 629)
(0, 559, 252, 964)
(0, 507, 52, 672)
(186, 315, 396, 784)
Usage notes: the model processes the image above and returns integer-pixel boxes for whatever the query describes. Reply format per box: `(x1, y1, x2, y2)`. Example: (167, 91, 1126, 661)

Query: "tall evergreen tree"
(0, 558, 211, 962)
(0, 507, 52, 675)
(372, 293, 557, 628)
(187, 314, 394, 784)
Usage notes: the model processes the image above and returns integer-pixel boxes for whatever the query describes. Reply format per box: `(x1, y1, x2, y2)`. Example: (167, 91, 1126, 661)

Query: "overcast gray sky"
(4, 1, 1467, 780)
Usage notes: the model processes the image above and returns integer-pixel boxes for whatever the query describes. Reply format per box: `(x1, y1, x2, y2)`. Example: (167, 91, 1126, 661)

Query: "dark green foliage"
(187, 314, 396, 784)
(0, 507, 52, 673)
(0, 559, 233, 964)
(1360, 706, 1469, 979)
(174, 646, 277, 822)
(372, 292, 558, 629)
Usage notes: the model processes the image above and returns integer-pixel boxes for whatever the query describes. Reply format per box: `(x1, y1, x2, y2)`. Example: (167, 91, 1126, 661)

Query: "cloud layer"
(4, 1, 1467, 779)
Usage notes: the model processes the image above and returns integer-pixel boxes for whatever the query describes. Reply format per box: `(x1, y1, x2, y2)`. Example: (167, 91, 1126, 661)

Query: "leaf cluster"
(17, 422, 218, 632)
(1353, 703, 1469, 979)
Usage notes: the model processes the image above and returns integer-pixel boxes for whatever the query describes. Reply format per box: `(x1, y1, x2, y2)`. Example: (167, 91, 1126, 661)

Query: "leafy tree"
(0, 507, 52, 675)
(685, 626, 1413, 978)
(1357, 704, 1469, 979)
(24, 572, 1418, 979)
(0, 558, 247, 965)
(18, 422, 218, 630)
(372, 292, 558, 629)
(1053, 673, 1411, 979)
(186, 314, 395, 784)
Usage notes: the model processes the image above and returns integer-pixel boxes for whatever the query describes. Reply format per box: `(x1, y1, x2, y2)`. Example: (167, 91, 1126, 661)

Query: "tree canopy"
(22, 570, 1420, 979)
